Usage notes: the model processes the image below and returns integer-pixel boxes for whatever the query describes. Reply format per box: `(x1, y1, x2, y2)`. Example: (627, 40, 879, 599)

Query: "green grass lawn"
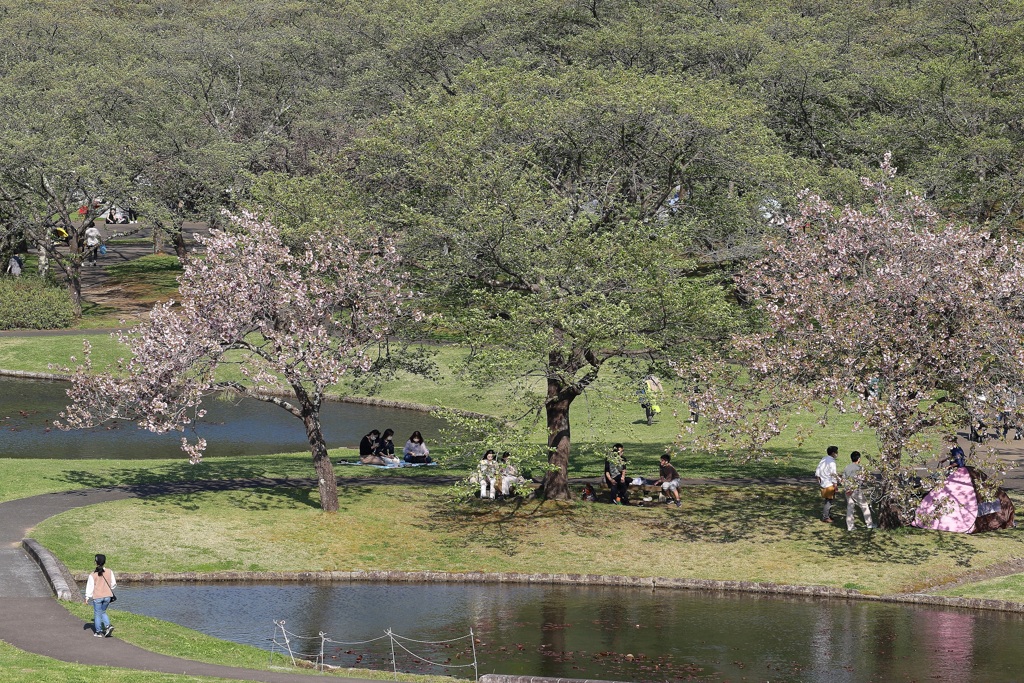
(0, 333, 890, 478)
(32, 480, 1024, 597)
(0, 642, 243, 683)
(0, 607, 458, 683)
(939, 573, 1024, 601)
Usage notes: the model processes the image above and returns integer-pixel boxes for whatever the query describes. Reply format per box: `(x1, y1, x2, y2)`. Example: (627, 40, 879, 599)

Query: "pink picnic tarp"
(913, 467, 978, 533)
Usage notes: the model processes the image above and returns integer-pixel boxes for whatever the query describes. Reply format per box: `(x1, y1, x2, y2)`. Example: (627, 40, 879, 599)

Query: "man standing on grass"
(654, 454, 682, 508)
(815, 445, 839, 523)
(605, 444, 628, 504)
(842, 451, 876, 531)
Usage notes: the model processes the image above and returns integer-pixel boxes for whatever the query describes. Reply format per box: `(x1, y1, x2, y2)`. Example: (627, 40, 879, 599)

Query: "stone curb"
(22, 538, 79, 601)
(63, 567, 1024, 615)
(0, 369, 70, 381)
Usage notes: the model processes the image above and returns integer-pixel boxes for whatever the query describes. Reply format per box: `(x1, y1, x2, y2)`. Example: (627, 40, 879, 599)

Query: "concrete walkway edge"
(22, 538, 78, 601)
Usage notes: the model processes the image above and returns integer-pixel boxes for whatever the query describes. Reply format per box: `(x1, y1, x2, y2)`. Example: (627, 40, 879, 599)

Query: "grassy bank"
(0, 642, 240, 683)
(33, 481, 1024, 597)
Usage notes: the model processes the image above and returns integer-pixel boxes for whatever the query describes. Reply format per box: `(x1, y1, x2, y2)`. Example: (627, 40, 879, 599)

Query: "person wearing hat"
(84, 553, 116, 637)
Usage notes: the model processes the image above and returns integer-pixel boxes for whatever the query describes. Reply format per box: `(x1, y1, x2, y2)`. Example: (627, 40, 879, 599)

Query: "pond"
(0, 376, 449, 459)
(116, 581, 1024, 682)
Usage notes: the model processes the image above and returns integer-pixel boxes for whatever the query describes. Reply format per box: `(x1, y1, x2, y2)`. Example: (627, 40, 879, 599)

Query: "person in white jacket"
(815, 446, 839, 523)
(478, 450, 498, 499)
(85, 553, 116, 637)
(84, 225, 103, 266)
(403, 431, 431, 463)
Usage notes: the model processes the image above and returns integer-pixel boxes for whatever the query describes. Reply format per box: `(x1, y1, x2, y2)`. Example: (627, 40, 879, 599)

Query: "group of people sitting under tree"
(358, 429, 432, 465)
(601, 444, 682, 508)
(476, 450, 527, 499)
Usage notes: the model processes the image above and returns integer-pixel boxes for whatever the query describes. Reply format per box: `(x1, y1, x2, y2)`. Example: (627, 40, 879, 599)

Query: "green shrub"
(0, 276, 76, 329)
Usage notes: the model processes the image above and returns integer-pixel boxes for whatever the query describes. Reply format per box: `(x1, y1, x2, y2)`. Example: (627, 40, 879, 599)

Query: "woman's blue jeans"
(92, 597, 111, 633)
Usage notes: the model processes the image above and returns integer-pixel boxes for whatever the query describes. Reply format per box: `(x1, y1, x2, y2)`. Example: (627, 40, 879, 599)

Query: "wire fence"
(268, 619, 479, 680)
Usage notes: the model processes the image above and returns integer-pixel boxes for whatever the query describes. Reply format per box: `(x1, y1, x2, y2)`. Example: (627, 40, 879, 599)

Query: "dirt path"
(77, 222, 207, 316)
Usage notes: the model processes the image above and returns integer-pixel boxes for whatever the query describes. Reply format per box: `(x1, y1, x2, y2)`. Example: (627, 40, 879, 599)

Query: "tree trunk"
(301, 405, 339, 512)
(541, 388, 574, 501)
(172, 220, 188, 259)
(68, 269, 82, 317)
(65, 232, 83, 316)
(153, 222, 164, 254)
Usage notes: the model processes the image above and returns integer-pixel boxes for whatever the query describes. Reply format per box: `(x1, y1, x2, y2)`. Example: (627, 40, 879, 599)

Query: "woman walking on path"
(85, 553, 116, 637)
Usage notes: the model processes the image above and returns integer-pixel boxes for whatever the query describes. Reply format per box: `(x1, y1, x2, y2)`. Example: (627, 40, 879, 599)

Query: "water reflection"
(0, 377, 448, 459)
(115, 582, 1024, 682)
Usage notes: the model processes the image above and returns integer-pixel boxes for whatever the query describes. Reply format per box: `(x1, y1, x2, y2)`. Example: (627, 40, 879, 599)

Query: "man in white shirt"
(815, 445, 839, 523)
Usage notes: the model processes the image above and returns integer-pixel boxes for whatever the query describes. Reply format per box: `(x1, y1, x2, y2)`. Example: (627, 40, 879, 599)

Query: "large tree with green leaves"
(0, 2, 145, 312)
(353, 64, 793, 497)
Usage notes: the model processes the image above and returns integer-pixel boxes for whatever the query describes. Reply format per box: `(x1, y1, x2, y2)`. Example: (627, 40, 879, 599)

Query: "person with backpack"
(84, 553, 116, 637)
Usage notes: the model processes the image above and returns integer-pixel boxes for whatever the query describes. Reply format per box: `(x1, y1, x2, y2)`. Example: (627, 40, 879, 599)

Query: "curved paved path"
(0, 481, 380, 682)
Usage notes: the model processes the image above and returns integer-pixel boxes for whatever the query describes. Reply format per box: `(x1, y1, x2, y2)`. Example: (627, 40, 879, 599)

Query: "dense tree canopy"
(352, 64, 786, 496)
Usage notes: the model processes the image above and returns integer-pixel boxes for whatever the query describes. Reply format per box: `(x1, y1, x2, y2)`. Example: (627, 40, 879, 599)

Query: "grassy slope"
(0, 334, 875, 477)
(31, 482, 1024, 597)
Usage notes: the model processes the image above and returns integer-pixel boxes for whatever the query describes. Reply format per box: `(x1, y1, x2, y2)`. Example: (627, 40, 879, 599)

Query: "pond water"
(0, 376, 448, 459)
(116, 582, 1024, 682)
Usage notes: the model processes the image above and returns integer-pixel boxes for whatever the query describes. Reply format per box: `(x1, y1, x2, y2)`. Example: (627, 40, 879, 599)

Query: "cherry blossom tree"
(691, 155, 1024, 526)
(59, 212, 411, 512)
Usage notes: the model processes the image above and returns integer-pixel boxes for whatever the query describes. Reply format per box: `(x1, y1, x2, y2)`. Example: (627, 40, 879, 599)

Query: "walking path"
(0, 481, 381, 683)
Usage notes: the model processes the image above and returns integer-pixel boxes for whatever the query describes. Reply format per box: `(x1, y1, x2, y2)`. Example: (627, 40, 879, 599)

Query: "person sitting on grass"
(359, 429, 385, 465)
(374, 428, 401, 466)
(403, 431, 432, 463)
(654, 454, 682, 508)
(479, 449, 498, 499)
(581, 483, 597, 502)
(499, 452, 526, 497)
